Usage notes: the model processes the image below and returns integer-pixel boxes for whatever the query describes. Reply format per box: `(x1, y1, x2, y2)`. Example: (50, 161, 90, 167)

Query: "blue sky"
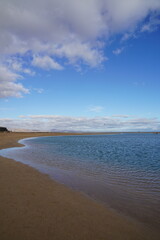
(0, 0, 160, 131)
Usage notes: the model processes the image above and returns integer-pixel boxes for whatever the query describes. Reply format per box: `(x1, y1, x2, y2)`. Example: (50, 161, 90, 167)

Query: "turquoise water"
(0, 133, 160, 230)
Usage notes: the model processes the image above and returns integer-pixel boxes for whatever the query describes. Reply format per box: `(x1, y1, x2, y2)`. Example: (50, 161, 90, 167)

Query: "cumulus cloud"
(1, 1, 160, 57)
(51, 41, 106, 67)
(32, 55, 63, 70)
(0, 115, 160, 132)
(113, 47, 124, 55)
(0, 57, 34, 98)
(7, 58, 35, 75)
(0, 0, 160, 97)
(0, 65, 29, 98)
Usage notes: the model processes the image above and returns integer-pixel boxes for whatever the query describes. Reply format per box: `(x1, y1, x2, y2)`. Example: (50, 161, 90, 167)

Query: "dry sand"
(0, 132, 159, 240)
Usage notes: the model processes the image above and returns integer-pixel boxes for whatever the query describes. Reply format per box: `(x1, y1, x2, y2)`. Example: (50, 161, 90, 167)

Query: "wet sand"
(0, 132, 159, 240)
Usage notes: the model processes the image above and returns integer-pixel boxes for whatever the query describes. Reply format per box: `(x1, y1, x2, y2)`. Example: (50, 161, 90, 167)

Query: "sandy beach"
(0, 132, 159, 240)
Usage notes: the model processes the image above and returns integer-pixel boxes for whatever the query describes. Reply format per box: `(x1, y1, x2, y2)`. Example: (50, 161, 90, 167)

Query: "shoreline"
(0, 132, 159, 240)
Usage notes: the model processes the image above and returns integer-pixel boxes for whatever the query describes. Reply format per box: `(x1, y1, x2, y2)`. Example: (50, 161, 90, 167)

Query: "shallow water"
(1, 133, 160, 230)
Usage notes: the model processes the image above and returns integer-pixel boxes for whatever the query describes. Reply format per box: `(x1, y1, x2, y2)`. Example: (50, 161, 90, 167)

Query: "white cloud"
(0, 65, 29, 98)
(88, 106, 104, 113)
(23, 68, 35, 76)
(7, 58, 35, 75)
(113, 47, 124, 55)
(52, 41, 106, 67)
(121, 32, 136, 42)
(112, 115, 130, 118)
(9, 61, 22, 72)
(141, 13, 160, 32)
(1, 0, 160, 59)
(33, 88, 44, 94)
(0, 115, 159, 132)
(0, 65, 21, 83)
(0, 57, 34, 98)
(0, 0, 160, 98)
(32, 55, 63, 70)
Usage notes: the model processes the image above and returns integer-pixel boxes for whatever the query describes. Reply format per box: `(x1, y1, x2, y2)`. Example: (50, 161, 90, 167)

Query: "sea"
(0, 133, 160, 231)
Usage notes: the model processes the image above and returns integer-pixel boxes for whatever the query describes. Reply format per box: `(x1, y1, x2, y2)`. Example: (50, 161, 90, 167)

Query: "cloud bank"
(0, 0, 160, 97)
(1, 115, 160, 132)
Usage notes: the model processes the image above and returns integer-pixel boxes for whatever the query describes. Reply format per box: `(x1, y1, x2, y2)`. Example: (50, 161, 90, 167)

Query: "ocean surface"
(0, 133, 160, 230)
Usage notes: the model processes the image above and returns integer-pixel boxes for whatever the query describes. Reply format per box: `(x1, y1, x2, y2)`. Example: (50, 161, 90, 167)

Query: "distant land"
(1, 127, 159, 135)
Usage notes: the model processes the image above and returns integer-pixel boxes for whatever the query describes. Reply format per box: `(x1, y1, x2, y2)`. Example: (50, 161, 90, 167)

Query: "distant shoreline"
(1, 130, 160, 137)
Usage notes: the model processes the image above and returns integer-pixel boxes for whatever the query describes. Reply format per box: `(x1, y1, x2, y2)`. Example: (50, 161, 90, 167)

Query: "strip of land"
(0, 132, 159, 240)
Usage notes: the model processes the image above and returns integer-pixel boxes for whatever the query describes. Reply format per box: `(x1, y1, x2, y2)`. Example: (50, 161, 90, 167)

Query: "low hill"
(0, 127, 9, 132)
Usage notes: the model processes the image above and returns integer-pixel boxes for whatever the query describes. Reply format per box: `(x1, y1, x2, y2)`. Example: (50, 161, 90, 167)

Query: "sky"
(0, 0, 160, 132)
